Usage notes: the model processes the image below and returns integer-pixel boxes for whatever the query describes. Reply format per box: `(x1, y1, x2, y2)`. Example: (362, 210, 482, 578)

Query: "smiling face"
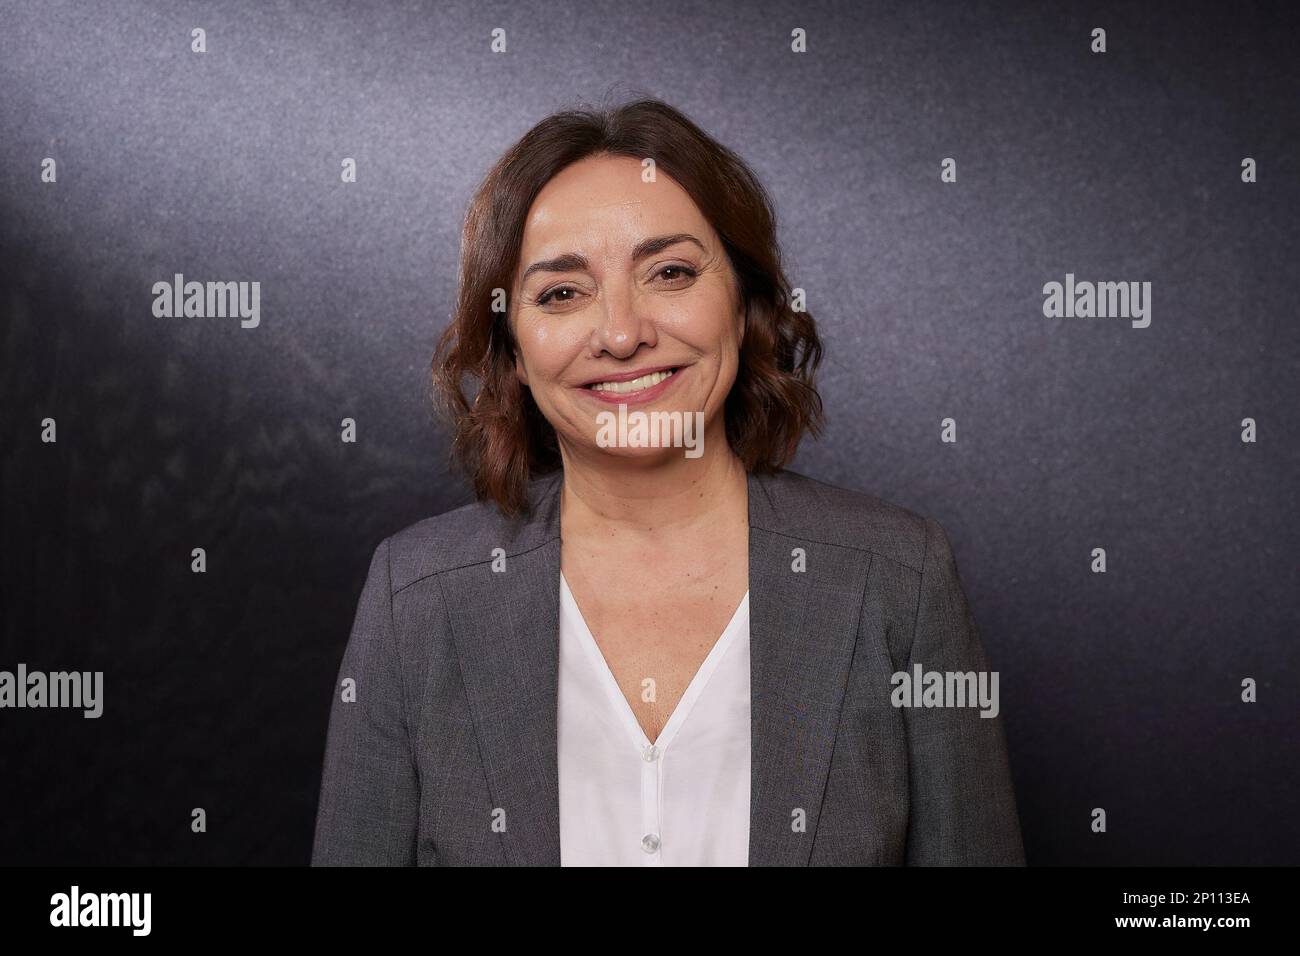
(508, 152, 745, 464)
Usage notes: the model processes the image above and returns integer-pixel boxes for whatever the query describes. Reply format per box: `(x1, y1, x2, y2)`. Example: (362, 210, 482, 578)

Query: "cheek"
(514, 318, 585, 383)
(663, 290, 742, 354)
(515, 318, 554, 364)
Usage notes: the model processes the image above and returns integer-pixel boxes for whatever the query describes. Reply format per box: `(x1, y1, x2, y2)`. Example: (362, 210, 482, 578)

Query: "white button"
(641, 833, 661, 853)
(643, 744, 661, 762)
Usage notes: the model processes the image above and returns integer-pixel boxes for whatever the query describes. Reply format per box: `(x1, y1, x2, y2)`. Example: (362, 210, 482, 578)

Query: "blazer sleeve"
(902, 516, 1026, 865)
(311, 537, 419, 865)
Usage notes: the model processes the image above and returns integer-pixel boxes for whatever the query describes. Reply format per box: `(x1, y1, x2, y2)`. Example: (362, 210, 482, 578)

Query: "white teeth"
(588, 369, 676, 394)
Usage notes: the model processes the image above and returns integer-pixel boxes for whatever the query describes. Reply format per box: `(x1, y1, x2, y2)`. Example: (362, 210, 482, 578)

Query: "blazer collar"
(440, 468, 864, 866)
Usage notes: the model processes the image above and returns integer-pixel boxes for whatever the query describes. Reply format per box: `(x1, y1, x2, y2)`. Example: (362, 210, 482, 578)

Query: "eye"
(535, 285, 582, 307)
(655, 264, 697, 283)
(533, 265, 697, 308)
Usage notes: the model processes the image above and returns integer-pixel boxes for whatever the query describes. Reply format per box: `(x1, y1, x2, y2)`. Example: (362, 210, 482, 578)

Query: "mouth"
(577, 365, 684, 405)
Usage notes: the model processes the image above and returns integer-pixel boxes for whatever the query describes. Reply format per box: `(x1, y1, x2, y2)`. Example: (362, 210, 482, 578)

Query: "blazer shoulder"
(380, 474, 559, 593)
(757, 468, 935, 574)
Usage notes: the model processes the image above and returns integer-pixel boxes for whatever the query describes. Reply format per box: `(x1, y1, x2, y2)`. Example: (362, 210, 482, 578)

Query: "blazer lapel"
(746, 469, 870, 865)
(445, 468, 865, 866)
(441, 471, 565, 866)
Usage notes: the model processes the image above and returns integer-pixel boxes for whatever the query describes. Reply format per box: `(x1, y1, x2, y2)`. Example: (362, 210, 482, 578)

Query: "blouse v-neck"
(556, 572, 752, 866)
(559, 572, 749, 749)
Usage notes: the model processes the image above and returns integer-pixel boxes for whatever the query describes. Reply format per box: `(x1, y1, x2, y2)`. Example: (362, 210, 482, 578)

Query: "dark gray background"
(1, 0, 1296, 865)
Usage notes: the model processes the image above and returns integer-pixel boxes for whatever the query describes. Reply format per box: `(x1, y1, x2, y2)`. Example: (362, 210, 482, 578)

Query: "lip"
(577, 364, 680, 387)
(575, 365, 685, 406)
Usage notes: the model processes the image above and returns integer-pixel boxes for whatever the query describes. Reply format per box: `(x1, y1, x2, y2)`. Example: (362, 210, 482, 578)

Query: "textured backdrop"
(1, 0, 1297, 865)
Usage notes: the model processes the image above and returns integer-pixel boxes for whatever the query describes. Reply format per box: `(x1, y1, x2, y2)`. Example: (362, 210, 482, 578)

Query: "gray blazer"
(311, 467, 1026, 865)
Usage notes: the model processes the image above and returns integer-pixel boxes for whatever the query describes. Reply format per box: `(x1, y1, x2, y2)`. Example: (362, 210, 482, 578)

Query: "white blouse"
(557, 572, 752, 866)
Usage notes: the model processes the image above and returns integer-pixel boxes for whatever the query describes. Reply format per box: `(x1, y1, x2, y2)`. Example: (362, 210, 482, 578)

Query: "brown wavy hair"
(430, 96, 825, 517)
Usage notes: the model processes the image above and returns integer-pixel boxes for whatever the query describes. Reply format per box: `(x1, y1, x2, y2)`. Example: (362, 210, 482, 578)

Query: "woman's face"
(508, 152, 745, 463)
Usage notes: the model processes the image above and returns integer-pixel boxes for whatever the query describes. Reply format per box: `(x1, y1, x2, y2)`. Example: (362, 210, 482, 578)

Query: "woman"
(311, 98, 1025, 866)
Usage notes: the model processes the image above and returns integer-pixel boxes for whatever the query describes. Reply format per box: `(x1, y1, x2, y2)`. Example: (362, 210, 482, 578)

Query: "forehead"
(517, 154, 712, 263)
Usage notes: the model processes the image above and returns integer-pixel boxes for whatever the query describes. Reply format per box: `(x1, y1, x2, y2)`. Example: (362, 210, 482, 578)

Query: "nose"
(588, 277, 657, 359)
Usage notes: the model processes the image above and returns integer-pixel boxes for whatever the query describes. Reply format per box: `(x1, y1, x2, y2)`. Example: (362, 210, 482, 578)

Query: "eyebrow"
(519, 233, 706, 284)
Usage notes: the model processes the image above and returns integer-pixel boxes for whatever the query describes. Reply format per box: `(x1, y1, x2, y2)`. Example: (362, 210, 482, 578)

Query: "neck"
(557, 437, 747, 540)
